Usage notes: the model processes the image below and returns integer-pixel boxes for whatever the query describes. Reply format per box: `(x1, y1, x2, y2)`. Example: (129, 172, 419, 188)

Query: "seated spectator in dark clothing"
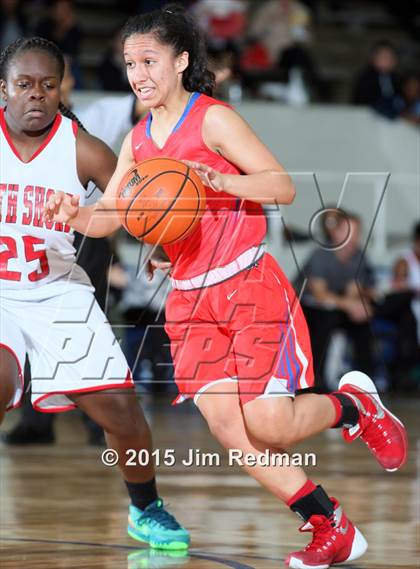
(394, 72, 420, 126)
(352, 41, 400, 119)
(299, 212, 376, 391)
(276, 41, 324, 102)
(35, 0, 83, 86)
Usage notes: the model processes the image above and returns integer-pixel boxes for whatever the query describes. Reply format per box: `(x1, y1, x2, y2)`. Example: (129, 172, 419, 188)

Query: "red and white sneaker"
(338, 371, 408, 471)
(285, 498, 367, 569)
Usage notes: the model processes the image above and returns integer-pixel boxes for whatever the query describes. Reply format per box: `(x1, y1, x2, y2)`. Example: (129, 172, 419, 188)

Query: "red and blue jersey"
(131, 93, 266, 280)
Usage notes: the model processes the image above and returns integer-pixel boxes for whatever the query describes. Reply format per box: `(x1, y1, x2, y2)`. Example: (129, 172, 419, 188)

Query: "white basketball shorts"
(0, 281, 133, 412)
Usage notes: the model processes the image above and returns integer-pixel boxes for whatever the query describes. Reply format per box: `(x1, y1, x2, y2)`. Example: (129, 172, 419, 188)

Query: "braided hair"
(121, 3, 215, 96)
(59, 101, 86, 131)
(0, 36, 65, 82)
(0, 37, 86, 132)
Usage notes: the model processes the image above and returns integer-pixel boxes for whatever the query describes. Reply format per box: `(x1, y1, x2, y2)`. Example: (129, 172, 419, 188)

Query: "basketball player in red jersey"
(0, 37, 189, 550)
(45, 5, 408, 568)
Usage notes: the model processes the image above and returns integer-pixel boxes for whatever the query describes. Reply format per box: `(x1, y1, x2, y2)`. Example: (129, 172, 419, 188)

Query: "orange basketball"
(116, 157, 206, 245)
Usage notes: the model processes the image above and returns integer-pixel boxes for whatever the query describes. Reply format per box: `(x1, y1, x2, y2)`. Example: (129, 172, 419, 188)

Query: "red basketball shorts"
(165, 253, 314, 405)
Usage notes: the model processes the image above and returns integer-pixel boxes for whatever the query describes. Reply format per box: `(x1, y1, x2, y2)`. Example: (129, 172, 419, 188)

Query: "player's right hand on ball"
(44, 191, 80, 223)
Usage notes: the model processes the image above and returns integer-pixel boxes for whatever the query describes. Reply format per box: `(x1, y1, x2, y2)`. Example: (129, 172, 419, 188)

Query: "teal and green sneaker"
(128, 499, 190, 550)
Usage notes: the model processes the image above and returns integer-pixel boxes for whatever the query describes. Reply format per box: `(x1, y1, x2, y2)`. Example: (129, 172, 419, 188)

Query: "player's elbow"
(283, 182, 296, 205)
(272, 170, 295, 205)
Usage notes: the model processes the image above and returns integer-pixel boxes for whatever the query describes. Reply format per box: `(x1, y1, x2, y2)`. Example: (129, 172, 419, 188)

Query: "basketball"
(116, 157, 206, 245)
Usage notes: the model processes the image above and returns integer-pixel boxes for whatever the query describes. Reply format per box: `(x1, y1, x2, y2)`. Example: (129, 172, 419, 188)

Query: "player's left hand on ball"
(183, 160, 225, 193)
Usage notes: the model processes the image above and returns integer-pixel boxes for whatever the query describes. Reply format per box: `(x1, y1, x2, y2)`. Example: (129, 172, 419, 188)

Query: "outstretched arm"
(45, 131, 135, 237)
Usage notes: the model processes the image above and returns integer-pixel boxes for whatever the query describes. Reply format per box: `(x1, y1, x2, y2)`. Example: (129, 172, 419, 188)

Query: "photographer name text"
(101, 448, 317, 468)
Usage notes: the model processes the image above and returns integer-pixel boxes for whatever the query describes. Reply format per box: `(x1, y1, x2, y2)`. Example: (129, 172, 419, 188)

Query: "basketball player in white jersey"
(0, 37, 189, 550)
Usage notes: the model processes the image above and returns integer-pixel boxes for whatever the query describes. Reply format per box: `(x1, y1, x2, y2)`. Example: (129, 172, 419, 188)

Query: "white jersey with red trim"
(0, 109, 90, 292)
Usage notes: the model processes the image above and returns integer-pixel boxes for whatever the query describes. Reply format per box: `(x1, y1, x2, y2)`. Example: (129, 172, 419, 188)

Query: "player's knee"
(272, 430, 299, 449)
(250, 426, 297, 449)
(207, 415, 241, 449)
(245, 407, 297, 448)
(99, 394, 149, 438)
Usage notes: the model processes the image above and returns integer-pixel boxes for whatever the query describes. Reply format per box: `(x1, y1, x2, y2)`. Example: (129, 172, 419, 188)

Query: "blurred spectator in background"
(247, 0, 312, 67)
(35, 0, 83, 87)
(0, 0, 27, 50)
(275, 36, 326, 102)
(243, 0, 317, 104)
(299, 211, 376, 391)
(352, 41, 400, 119)
(207, 45, 239, 101)
(394, 72, 420, 126)
(208, 46, 234, 86)
(392, 222, 420, 344)
(369, 221, 420, 392)
(257, 30, 316, 105)
(239, 36, 271, 73)
(193, 0, 247, 51)
(97, 29, 130, 92)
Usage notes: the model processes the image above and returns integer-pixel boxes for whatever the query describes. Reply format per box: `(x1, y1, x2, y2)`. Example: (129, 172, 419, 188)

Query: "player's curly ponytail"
(121, 3, 215, 96)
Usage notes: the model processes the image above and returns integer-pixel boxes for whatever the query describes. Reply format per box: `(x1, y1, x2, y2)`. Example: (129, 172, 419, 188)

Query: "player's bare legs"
(243, 393, 336, 448)
(69, 389, 155, 482)
(0, 348, 21, 424)
(242, 376, 407, 473)
(196, 382, 308, 499)
(198, 381, 369, 569)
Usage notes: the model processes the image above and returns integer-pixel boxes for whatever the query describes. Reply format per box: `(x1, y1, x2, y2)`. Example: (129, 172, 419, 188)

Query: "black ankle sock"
(330, 392, 360, 428)
(125, 478, 158, 511)
(290, 485, 334, 522)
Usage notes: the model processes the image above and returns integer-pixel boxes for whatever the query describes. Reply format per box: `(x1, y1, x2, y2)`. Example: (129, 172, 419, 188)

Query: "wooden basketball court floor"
(0, 395, 419, 569)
